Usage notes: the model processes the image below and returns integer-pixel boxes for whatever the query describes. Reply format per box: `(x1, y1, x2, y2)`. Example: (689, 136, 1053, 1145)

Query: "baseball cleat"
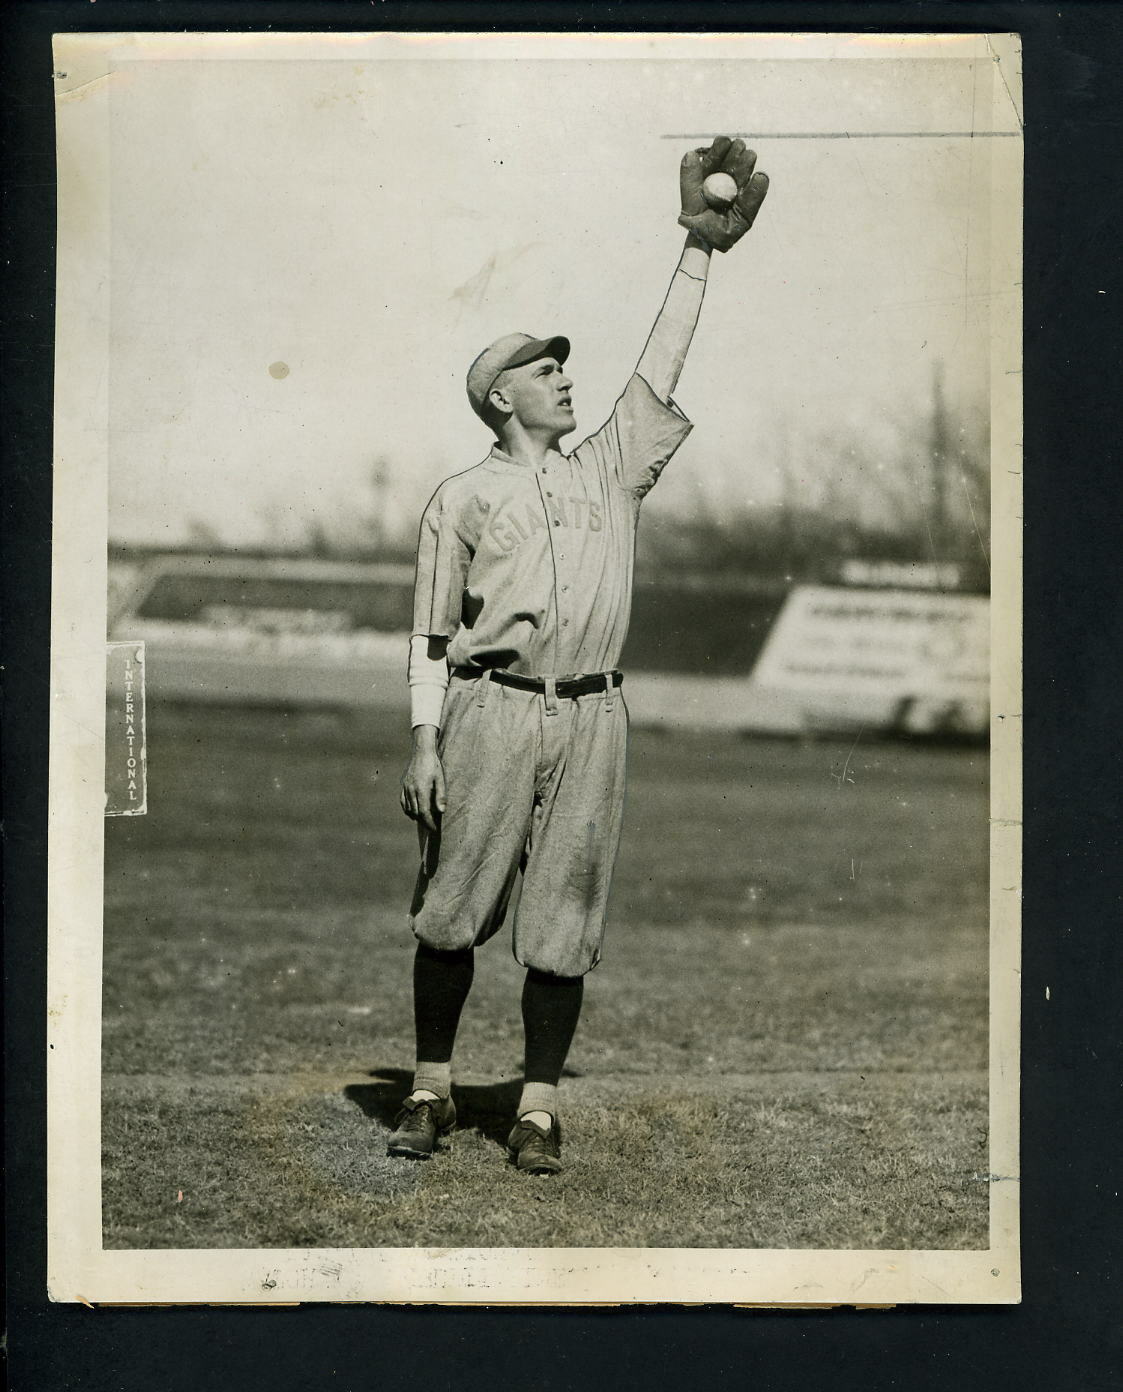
(507, 1115, 563, 1175)
(387, 1093, 456, 1159)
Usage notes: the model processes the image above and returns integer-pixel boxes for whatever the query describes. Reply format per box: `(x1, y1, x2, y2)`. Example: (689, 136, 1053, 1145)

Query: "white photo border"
(47, 30, 1022, 1306)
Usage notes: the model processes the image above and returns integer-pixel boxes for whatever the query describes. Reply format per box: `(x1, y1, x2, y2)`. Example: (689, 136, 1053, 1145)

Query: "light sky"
(106, 40, 1014, 548)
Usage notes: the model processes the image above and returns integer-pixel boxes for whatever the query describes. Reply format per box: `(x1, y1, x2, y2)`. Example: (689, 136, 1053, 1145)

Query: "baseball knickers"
(408, 669, 628, 977)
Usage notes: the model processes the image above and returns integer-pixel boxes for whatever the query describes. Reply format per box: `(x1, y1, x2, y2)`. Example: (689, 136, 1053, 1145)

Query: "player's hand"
(678, 136, 769, 253)
(399, 734, 447, 833)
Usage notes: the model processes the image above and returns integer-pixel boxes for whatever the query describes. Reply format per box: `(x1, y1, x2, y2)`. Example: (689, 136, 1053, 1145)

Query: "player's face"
(495, 357, 576, 439)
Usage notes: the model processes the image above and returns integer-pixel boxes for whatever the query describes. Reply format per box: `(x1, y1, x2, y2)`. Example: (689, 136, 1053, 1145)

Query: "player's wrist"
(411, 723, 440, 750)
(677, 237, 711, 284)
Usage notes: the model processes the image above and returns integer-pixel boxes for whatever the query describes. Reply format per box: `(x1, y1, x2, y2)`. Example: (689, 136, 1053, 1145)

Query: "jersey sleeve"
(412, 485, 472, 639)
(573, 372, 694, 500)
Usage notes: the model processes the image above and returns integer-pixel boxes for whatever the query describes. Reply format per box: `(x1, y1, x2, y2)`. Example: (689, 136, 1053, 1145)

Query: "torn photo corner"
(48, 30, 1022, 1306)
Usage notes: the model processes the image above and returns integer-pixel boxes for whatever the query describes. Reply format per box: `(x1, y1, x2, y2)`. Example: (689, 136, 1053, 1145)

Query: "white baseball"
(702, 171, 738, 209)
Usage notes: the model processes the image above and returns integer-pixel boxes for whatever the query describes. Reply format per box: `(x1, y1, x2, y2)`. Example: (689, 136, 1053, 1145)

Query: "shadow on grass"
(344, 1068, 524, 1149)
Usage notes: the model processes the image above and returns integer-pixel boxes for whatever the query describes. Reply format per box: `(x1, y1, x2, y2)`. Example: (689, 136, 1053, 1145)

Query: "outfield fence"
(108, 552, 989, 738)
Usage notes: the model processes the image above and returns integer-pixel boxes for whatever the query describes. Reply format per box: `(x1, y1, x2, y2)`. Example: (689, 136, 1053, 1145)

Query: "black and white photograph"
(47, 30, 1022, 1305)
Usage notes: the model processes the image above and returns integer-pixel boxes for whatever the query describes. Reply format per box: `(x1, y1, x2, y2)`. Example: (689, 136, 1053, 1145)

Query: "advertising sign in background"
(752, 585, 990, 735)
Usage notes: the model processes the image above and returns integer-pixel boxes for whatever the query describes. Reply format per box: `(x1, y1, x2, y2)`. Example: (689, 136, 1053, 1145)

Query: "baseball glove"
(678, 136, 769, 252)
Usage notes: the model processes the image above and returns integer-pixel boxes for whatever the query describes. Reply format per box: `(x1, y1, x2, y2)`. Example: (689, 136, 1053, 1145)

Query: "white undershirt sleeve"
(634, 236, 712, 403)
(408, 632, 450, 729)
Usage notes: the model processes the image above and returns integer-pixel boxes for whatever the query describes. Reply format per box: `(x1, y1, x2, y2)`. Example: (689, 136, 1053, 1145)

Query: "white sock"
(521, 1110, 554, 1131)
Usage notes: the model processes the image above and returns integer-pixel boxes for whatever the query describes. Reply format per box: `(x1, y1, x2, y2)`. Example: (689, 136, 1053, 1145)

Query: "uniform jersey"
(412, 374, 692, 677)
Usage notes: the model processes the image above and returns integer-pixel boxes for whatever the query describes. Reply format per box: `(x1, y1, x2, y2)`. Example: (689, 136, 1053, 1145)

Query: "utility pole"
(776, 420, 796, 577)
(930, 361, 950, 560)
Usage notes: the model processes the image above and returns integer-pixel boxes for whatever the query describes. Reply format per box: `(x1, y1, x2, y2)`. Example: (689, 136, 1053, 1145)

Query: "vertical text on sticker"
(105, 641, 147, 815)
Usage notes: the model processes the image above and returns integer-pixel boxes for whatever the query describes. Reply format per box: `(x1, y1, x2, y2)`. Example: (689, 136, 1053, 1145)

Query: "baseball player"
(392, 137, 769, 1173)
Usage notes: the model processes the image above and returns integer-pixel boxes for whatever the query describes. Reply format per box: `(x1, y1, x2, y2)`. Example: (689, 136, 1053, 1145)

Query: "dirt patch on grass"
(103, 1069, 987, 1250)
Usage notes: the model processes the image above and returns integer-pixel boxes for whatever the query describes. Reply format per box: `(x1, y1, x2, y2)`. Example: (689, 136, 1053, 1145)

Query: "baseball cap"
(466, 332, 570, 420)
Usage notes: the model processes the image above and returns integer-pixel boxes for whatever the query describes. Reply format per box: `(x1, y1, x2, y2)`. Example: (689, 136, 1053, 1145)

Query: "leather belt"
(455, 667, 623, 698)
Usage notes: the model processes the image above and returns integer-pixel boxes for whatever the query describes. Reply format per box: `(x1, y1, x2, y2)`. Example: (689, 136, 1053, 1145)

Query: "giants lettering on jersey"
(413, 375, 692, 674)
(489, 497, 604, 553)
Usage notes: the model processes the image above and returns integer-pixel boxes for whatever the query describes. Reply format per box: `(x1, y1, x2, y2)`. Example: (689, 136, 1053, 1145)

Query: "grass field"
(102, 704, 990, 1250)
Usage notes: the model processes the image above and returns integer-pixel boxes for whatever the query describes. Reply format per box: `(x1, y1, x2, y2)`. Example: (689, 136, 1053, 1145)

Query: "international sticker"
(105, 641, 147, 815)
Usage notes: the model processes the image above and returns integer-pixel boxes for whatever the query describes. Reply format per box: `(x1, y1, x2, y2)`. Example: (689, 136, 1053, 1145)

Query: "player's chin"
(556, 408, 577, 436)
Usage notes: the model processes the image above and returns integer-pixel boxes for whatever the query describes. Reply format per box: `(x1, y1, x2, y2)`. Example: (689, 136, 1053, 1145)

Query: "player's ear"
(487, 383, 513, 417)
(481, 382, 513, 436)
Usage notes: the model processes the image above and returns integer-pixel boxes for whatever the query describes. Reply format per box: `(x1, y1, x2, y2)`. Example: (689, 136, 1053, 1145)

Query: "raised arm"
(636, 137, 769, 404)
(635, 233, 712, 403)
